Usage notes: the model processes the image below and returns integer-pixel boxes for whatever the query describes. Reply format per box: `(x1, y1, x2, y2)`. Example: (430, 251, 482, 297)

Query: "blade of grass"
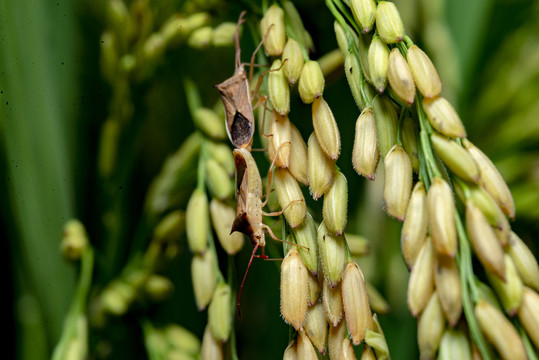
(0, 0, 80, 356)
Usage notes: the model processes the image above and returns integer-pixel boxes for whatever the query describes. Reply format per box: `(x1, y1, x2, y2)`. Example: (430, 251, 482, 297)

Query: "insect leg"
(237, 242, 260, 317)
(252, 93, 268, 111)
(234, 11, 247, 69)
(257, 97, 273, 140)
(262, 224, 309, 250)
(251, 58, 288, 105)
(241, 63, 269, 69)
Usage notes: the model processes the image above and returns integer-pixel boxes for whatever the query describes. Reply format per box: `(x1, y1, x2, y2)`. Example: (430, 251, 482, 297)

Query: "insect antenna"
(234, 11, 247, 69)
(248, 23, 273, 85)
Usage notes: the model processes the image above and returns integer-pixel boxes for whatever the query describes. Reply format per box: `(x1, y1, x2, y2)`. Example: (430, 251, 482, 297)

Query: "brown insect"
(232, 146, 295, 316)
(215, 11, 269, 150)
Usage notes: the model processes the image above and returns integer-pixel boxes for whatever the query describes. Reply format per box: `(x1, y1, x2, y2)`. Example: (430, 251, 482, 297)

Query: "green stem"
(332, 0, 361, 35)
(76, 248, 94, 312)
(396, 41, 408, 57)
(417, 96, 490, 359)
(455, 217, 479, 303)
(51, 247, 94, 360)
(396, 106, 405, 147)
(456, 215, 491, 360)
(403, 35, 414, 48)
(420, 131, 435, 180)
(325, 2, 496, 358)
(282, 9, 310, 61)
(344, 234, 353, 262)
(454, 177, 471, 199)
(413, 81, 491, 360)
(140, 319, 162, 360)
(326, 0, 371, 108)
(326, 0, 348, 36)
(418, 143, 430, 188)
(519, 322, 539, 360)
(415, 100, 441, 179)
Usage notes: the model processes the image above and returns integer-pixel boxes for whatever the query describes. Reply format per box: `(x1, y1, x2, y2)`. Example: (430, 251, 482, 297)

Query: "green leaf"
(0, 0, 79, 356)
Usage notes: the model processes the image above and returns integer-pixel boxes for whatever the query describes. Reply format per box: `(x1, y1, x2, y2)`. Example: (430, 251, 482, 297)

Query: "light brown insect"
(232, 147, 285, 315)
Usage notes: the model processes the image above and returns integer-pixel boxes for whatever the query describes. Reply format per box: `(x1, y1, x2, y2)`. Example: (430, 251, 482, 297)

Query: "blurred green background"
(1, 0, 538, 359)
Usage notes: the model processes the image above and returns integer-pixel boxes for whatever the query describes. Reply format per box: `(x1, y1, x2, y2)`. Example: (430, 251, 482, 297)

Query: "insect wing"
(215, 69, 254, 149)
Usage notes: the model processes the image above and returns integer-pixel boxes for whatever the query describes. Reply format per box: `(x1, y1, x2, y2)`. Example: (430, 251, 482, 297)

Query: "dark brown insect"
(215, 11, 256, 150)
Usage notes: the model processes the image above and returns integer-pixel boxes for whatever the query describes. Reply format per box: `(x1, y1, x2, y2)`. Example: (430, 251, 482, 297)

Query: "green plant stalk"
(282, 3, 311, 61)
(415, 99, 441, 179)
(411, 74, 493, 359)
(456, 216, 491, 359)
(325, 2, 496, 357)
(52, 247, 94, 360)
(326, 0, 371, 108)
(415, 88, 491, 360)
(396, 106, 405, 147)
(518, 322, 539, 360)
(417, 141, 430, 188)
(389, 32, 492, 357)
(332, 0, 361, 35)
(140, 319, 163, 360)
(454, 177, 471, 199)
(345, 235, 353, 263)
(416, 100, 491, 359)
(396, 41, 408, 57)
